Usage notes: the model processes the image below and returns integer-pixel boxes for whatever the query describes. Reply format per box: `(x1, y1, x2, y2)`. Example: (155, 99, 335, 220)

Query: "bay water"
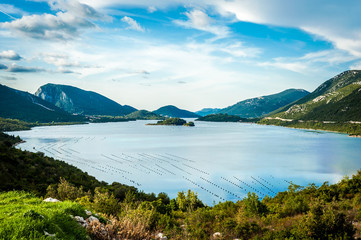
(10, 120, 361, 205)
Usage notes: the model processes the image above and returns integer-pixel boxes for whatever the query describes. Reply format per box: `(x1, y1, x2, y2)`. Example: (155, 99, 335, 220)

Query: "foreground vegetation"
(259, 118, 361, 136)
(0, 191, 89, 239)
(1, 132, 361, 239)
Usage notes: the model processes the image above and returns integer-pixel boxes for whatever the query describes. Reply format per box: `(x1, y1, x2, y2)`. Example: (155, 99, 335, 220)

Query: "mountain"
(270, 70, 361, 121)
(195, 108, 221, 116)
(153, 105, 200, 118)
(125, 110, 165, 120)
(35, 83, 137, 116)
(0, 84, 84, 123)
(196, 113, 244, 122)
(218, 89, 310, 118)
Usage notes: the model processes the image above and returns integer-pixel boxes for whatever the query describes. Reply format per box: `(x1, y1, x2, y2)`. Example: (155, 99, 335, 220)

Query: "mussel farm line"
(20, 137, 294, 203)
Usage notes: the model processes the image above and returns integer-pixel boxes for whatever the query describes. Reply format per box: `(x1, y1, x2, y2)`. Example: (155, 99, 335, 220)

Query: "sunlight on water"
(9, 120, 361, 205)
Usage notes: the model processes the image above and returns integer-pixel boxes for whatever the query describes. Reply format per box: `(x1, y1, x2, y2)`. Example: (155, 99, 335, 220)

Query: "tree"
(243, 192, 268, 217)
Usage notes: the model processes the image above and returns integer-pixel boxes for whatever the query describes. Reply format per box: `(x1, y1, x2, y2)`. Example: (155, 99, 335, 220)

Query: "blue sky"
(0, 0, 361, 111)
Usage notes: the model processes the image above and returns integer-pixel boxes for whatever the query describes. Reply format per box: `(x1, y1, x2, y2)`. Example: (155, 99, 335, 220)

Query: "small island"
(147, 117, 195, 126)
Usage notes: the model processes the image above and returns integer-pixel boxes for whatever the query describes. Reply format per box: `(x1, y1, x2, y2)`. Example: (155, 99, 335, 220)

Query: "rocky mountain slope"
(0, 84, 84, 123)
(35, 84, 137, 116)
(218, 89, 309, 118)
(270, 70, 361, 121)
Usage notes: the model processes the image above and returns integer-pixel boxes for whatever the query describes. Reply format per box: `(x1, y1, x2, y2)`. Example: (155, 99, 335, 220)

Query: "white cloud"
(0, 4, 26, 20)
(49, 0, 100, 18)
(1, 0, 100, 41)
(121, 16, 145, 32)
(80, 0, 361, 57)
(350, 62, 361, 70)
(174, 9, 229, 37)
(212, 0, 361, 57)
(42, 53, 80, 67)
(147, 6, 157, 13)
(0, 50, 22, 60)
(258, 49, 357, 73)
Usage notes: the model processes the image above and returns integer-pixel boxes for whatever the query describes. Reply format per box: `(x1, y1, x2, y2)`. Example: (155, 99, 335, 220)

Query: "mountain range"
(125, 110, 164, 120)
(153, 105, 200, 118)
(2, 70, 360, 125)
(195, 108, 222, 116)
(35, 83, 137, 116)
(0, 84, 84, 123)
(196, 89, 309, 118)
(268, 70, 361, 122)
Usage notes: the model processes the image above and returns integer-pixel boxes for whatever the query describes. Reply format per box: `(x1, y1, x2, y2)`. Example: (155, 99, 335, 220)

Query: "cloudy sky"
(0, 0, 361, 111)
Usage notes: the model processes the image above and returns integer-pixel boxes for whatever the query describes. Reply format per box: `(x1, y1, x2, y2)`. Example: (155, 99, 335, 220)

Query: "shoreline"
(257, 122, 360, 137)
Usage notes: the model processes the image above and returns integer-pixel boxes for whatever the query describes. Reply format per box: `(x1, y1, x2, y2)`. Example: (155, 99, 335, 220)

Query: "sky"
(0, 0, 361, 111)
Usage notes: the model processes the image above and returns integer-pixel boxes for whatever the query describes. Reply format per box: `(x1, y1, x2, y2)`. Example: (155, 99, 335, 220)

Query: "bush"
(243, 193, 268, 217)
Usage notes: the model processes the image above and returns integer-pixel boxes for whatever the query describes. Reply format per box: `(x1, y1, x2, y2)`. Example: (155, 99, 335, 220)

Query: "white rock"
(87, 216, 99, 223)
(85, 210, 92, 215)
(44, 231, 56, 237)
(156, 233, 167, 240)
(74, 216, 88, 228)
(43, 197, 60, 202)
(213, 232, 222, 238)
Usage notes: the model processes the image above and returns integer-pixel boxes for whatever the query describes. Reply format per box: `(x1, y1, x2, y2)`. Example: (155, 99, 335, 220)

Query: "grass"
(0, 191, 88, 240)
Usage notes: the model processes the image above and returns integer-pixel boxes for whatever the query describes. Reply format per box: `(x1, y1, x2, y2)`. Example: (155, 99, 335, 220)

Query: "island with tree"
(147, 117, 195, 126)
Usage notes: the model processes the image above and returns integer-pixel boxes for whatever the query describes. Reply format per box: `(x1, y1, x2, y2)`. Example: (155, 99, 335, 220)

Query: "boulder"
(213, 232, 222, 239)
(87, 216, 99, 223)
(74, 216, 88, 228)
(85, 209, 92, 215)
(43, 197, 60, 202)
(156, 232, 168, 240)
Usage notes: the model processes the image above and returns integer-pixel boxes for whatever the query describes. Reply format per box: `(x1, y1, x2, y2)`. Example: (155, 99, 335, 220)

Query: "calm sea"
(9, 120, 361, 205)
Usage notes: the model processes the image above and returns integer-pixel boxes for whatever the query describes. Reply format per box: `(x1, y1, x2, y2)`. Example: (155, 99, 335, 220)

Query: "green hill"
(196, 113, 244, 122)
(0, 84, 85, 123)
(35, 83, 137, 116)
(153, 105, 200, 118)
(270, 70, 361, 121)
(261, 70, 361, 135)
(219, 89, 309, 118)
(125, 110, 165, 120)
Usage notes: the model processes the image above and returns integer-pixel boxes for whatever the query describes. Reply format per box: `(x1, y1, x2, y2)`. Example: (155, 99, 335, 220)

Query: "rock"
(85, 209, 92, 215)
(213, 232, 222, 239)
(156, 232, 167, 240)
(43, 197, 60, 202)
(44, 231, 56, 237)
(74, 216, 88, 228)
(87, 216, 99, 223)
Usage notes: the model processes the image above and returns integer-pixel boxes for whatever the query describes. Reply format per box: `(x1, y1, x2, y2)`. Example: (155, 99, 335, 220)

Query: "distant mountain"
(153, 105, 200, 118)
(125, 110, 165, 120)
(269, 70, 361, 121)
(0, 84, 84, 123)
(195, 108, 221, 116)
(196, 113, 244, 122)
(218, 89, 309, 118)
(35, 83, 137, 116)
